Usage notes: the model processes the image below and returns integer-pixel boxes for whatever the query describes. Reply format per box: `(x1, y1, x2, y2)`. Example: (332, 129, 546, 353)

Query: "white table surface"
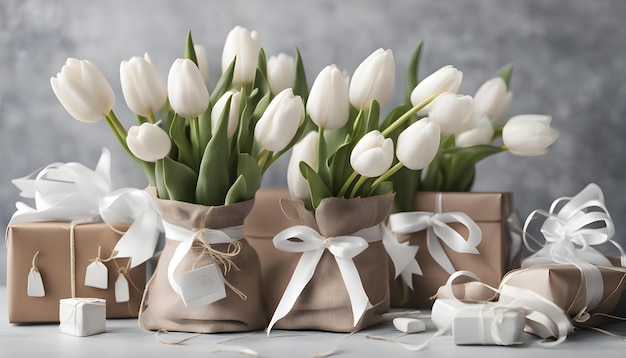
(2, 286, 625, 358)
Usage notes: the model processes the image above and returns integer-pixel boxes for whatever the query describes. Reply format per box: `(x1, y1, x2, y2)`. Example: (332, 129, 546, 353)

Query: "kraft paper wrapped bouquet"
(50, 26, 310, 333)
(385, 46, 559, 307)
(6, 149, 159, 323)
(264, 45, 462, 332)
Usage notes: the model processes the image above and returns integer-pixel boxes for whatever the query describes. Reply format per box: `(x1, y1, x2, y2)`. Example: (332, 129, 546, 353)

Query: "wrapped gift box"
(500, 264, 626, 322)
(59, 298, 106, 336)
(390, 191, 518, 307)
(7, 221, 146, 323)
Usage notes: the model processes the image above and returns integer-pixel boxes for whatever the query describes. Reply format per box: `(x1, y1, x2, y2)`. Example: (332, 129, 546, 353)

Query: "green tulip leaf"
(293, 47, 309, 102)
(497, 63, 514, 88)
(225, 175, 248, 205)
(299, 161, 331, 209)
(257, 48, 268, 79)
(210, 57, 236, 105)
(380, 103, 413, 134)
(388, 166, 420, 213)
(162, 156, 197, 202)
(168, 114, 195, 170)
(154, 159, 169, 200)
(184, 30, 198, 65)
(329, 135, 354, 195)
(236, 153, 261, 199)
(196, 97, 232, 206)
(370, 180, 394, 196)
(404, 41, 424, 104)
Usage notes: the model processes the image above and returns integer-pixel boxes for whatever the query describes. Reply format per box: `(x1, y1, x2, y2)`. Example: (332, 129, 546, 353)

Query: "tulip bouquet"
(51, 26, 309, 206)
(286, 43, 558, 213)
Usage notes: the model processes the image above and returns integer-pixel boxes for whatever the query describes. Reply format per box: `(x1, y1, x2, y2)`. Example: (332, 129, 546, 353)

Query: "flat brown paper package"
(390, 191, 516, 307)
(7, 222, 145, 323)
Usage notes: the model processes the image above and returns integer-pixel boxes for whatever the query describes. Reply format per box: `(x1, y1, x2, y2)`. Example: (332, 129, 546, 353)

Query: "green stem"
(190, 116, 202, 169)
(106, 110, 127, 139)
(316, 127, 325, 173)
(261, 151, 283, 174)
(349, 175, 369, 198)
(256, 149, 271, 172)
(149, 113, 156, 124)
(337, 170, 359, 197)
(381, 94, 437, 137)
(369, 162, 404, 195)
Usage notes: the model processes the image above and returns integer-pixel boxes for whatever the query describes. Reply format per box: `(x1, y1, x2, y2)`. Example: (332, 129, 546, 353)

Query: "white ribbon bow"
(522, 183, 626, 313)
(388, 209, 481, 285)
(8, 148, 160, 268)
(163, 220, 243, 298)
(267, 225, 380, 334)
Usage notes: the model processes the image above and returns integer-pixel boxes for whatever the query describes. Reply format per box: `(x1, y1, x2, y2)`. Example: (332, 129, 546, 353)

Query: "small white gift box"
(59, 298, 106, 337)
(432, 299, 525, 346)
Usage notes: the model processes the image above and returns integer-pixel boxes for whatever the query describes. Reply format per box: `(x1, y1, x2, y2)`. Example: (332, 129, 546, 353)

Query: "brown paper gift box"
(501, 264, 626, 320)
(6, 222, 146, 323)
(390, 191, 516, 308)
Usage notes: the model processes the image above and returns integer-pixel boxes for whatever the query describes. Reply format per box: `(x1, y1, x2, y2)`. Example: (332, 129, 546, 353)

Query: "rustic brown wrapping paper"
(390, 191, 514, 308)
(263, 193, 394, 332)
(6, 222, 145, 323)
(501, 264, 626, 321)
(139, 189, 266, 333)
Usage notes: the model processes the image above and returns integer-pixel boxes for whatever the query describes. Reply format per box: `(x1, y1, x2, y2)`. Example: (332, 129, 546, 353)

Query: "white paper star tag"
(175, 264, 226, 309)
(85, 261, 108, 289)
(115, 274, 130, 303)
(27, 268, 45, 297)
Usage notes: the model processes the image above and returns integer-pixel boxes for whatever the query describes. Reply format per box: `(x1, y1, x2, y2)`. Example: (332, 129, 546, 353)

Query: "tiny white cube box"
(59, 298, 106, 337)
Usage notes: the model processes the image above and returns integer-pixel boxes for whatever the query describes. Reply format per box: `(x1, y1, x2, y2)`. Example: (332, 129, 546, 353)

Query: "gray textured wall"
(2, 0, 626, 285)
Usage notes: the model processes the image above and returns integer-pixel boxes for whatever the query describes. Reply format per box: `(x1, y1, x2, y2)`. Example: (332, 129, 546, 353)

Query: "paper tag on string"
(85, 261, 108, 289)
(175, 264, 226, 309)
(27, 268, 45, 297)
(115, 274, 130, 303)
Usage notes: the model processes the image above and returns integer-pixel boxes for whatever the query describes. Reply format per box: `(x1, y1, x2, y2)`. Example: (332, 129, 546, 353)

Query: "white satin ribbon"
(381, 224, 421, 289)
(522, 183, 626, 315)
(267, 225, 381, 334)
(163, 220, 243, 298)
(8, 148, 161, 268)
(388, 209, 481, 276)
(441, 270, 572, 346)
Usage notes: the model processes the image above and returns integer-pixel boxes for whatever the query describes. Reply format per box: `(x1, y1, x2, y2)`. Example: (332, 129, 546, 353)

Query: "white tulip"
(410, 65, 463, 115)
(194, 45, 210, 84)
(350, 130, 394, 177)
(455, 115, 495, 147)
(254, 88, 305, 152)
(502, 115, 559, 156)
(267, 53, 295, 96)
(349, 48, 395, 110)
(221, 26, 261, 86)
(120, 53, 167, 118)
(167, 58, 210, 118)
(473, 77, 513, 121)
(126, 123, 172, 162)
(428, 93, 474, 135)
(287, 131, 319, 200)
(211, 91, 242, 138)
(396, 118, 441, 170)
(50, 58, 115, 123)
(306, 64, 350, 130)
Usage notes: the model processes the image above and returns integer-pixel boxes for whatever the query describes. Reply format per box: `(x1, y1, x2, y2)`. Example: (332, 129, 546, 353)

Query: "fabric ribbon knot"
(164, 220, 246, 303)
(267, 225, 380, 334)
(8, 148, 161, 269)
(522, 183, 626, 316)
(388, 208, 482, 287)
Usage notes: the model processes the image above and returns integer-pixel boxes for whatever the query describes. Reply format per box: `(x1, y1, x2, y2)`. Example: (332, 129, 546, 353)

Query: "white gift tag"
(175, 264, 226, 309)
(115, 274, 130, 303)
(27, 268, 45, 297)
(85, 261, 108, 289)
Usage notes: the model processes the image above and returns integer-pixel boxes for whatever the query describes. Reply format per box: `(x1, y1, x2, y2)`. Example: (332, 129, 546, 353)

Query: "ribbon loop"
(388, 209, 482, 277)
(267, 225, 379, 333)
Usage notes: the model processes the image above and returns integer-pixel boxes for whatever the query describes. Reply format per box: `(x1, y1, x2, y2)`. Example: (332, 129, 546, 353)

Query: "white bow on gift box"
(520, 183, 626, 318)
(383, 193, 482, 289)
(8, 148, 161, 301)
